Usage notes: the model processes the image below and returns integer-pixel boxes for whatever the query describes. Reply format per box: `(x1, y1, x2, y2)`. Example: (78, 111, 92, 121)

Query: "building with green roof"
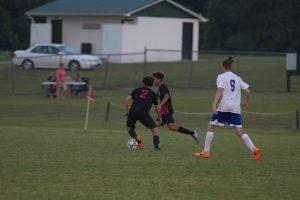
(27, 0, 207, 63)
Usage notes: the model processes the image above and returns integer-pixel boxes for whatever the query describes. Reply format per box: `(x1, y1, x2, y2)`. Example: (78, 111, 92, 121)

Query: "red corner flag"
(87, 85, 96, 101)
(85, 85, 95, 130)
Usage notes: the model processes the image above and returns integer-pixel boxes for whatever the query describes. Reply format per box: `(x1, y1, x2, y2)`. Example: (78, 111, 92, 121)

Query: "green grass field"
(0, 54, 300, 200)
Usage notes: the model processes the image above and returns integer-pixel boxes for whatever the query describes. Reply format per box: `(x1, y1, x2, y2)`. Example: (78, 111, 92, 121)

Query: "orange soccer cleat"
(253, 147, 261, 160)
(138, 143, 144, 149)
(194, 151, 210, 158)
(135, 135, 144, 150)
(136, 135, 142, 142)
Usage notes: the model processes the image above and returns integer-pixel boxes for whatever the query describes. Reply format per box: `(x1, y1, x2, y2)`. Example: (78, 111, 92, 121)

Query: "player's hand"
(242, 101, 249, 109)
(156, 117, 162, 126)
(211, 104, 217, 114)
(124, 111, 129, 117)
(157, 104, 162, 111)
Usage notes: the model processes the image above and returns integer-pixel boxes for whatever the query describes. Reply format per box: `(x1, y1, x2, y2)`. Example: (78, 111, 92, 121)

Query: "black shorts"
(160, 113, 175, 126)
(127, 111, 156, 129)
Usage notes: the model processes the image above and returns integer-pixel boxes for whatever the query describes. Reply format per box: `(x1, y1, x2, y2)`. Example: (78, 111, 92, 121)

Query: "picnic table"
(41, 81, 86, 86)
(42, 81, 88, 98)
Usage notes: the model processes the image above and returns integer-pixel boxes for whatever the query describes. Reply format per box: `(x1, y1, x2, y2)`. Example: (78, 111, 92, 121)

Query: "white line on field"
(0, 125, 125, 134)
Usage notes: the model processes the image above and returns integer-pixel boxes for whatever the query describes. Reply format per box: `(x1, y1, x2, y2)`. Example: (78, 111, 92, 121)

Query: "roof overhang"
(126, 0, 208, 22)
(26, 13, 127, 17)
(26, 0, 208, 22)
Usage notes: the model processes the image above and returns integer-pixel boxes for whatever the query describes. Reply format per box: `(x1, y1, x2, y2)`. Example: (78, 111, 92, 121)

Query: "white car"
(13, 44, 102, 71)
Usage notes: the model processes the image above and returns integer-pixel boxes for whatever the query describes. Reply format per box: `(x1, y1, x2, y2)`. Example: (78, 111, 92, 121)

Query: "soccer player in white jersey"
(194, 56, 261, 160)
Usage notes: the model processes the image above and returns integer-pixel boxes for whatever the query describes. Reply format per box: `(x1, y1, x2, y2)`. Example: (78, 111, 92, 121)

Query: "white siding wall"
(121, 17, 199, 63)
(101, 24, 123, 62)
(30, 23, 51, 46)
(30, 16, 200, 63)
(51, 16, 122, 54)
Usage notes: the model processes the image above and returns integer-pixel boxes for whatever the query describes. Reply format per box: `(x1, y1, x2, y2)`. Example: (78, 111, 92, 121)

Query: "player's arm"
(153, 96, 162, 125)
(124, 95, 132, 117)
(242, 88, 251, 108)
(160, 93, 170, 106)
(212, 88, 223, 113)
(241, 79, 251, 108)
(155, 105, 162, 124)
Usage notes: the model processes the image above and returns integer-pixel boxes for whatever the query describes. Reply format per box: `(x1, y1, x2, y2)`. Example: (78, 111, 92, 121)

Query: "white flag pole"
(84, 86, 91, 130)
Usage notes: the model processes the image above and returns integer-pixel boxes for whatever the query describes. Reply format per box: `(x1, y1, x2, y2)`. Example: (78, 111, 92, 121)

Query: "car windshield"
(58, 46, 79, 55)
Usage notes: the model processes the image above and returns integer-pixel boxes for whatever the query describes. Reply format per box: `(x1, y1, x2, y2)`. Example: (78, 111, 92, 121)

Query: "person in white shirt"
(194, 56, 261, 160)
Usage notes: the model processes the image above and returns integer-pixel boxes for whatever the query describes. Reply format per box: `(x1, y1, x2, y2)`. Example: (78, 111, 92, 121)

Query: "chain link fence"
(1, 49, 300, 131)
(1, 49, 300, 96)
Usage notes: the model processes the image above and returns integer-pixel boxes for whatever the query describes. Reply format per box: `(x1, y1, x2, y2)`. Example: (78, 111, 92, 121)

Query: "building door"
(182, 22, 193, 60)
(52, 20, 62, 44)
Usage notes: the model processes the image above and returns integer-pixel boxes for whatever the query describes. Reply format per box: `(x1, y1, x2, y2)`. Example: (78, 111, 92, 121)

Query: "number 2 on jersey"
(230, 80, 236, 92)
(139, 89, 149, 99)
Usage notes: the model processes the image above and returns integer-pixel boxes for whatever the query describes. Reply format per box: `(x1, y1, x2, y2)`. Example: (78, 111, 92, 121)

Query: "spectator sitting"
(81, 77, 89, 97)
(70, 73, 84, 97)
(46, 72, 57, 98)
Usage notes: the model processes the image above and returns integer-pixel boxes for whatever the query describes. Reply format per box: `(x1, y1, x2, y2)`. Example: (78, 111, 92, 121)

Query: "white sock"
(241, 134, 255, 152)
(204, 132, 214, 152)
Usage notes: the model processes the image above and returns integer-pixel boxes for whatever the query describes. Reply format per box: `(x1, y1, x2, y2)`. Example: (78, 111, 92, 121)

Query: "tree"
(0, 0, 53, 51)
(1, 0, 300, 52)
(0, 6, 13, 50)
(199, 0, 300, 52)
(175, 0, 207, 14)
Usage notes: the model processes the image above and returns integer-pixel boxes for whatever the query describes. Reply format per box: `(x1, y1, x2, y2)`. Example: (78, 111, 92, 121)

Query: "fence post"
(59, 54, 62, 64)
(287, 72, 291, 92)
(135, 71, 139, 88)
(144, 47, 147, 76)
(236, 51, 240, 74)
(10, 55, 15, 95)
(188, 58, 193, 88)
(105, 102, 111, 122)
(296, 109, 299, 132)
(103, 55, 110, 89)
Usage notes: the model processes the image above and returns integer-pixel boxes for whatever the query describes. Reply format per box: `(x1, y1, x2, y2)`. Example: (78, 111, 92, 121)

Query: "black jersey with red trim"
(129, 87, 158, 113)
(158, 84, 174, 115)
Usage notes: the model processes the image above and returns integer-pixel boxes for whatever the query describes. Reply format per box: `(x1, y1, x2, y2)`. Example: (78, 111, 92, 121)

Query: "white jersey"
(216, 72, 249, 114)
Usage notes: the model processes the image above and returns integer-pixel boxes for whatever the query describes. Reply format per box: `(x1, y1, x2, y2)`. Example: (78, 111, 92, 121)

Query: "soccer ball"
(127, 138, 139, 150)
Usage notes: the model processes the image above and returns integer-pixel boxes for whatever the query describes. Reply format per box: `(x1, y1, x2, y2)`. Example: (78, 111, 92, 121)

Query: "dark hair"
(152, 71, 165, 81)
(143, 76, 154, 87)
(223, 56, 234, 69)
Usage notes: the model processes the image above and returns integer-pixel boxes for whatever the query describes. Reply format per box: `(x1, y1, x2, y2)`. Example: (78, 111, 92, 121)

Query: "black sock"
(128, 129, 137, 140)
(153, 135, 160, 149)
(178, 127, 194, 135)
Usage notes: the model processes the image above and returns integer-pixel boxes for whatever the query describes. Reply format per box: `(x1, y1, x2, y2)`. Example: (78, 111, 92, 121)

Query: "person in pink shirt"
(56, 63, 67, 100)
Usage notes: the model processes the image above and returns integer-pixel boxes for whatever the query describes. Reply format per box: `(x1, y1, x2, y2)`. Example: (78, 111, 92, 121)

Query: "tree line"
(0, 0, 52, 51)
(199, 0, 300, 52)
(0, 0, 300, 52)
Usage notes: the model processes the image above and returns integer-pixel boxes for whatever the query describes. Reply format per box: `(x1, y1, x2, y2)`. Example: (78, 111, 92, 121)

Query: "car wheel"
(22, 59, 34, 70)
(69, 61, 81, 71)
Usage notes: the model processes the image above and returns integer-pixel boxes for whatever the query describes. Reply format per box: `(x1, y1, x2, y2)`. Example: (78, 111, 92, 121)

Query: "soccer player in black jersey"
(152, 72, 199, 143)
(124, 76, 162, 150)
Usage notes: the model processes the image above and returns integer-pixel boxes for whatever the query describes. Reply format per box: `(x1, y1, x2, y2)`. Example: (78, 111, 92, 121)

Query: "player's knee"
(167, 124, 177, 131)
(152, 127, 159, 135)
(235, 127, 244, 137)
(207, 123, 214, 132)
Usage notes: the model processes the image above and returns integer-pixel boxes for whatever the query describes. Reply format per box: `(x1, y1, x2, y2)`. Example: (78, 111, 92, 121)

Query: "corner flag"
(85, 85, 96, 130)
(87, 86, 96, 101)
